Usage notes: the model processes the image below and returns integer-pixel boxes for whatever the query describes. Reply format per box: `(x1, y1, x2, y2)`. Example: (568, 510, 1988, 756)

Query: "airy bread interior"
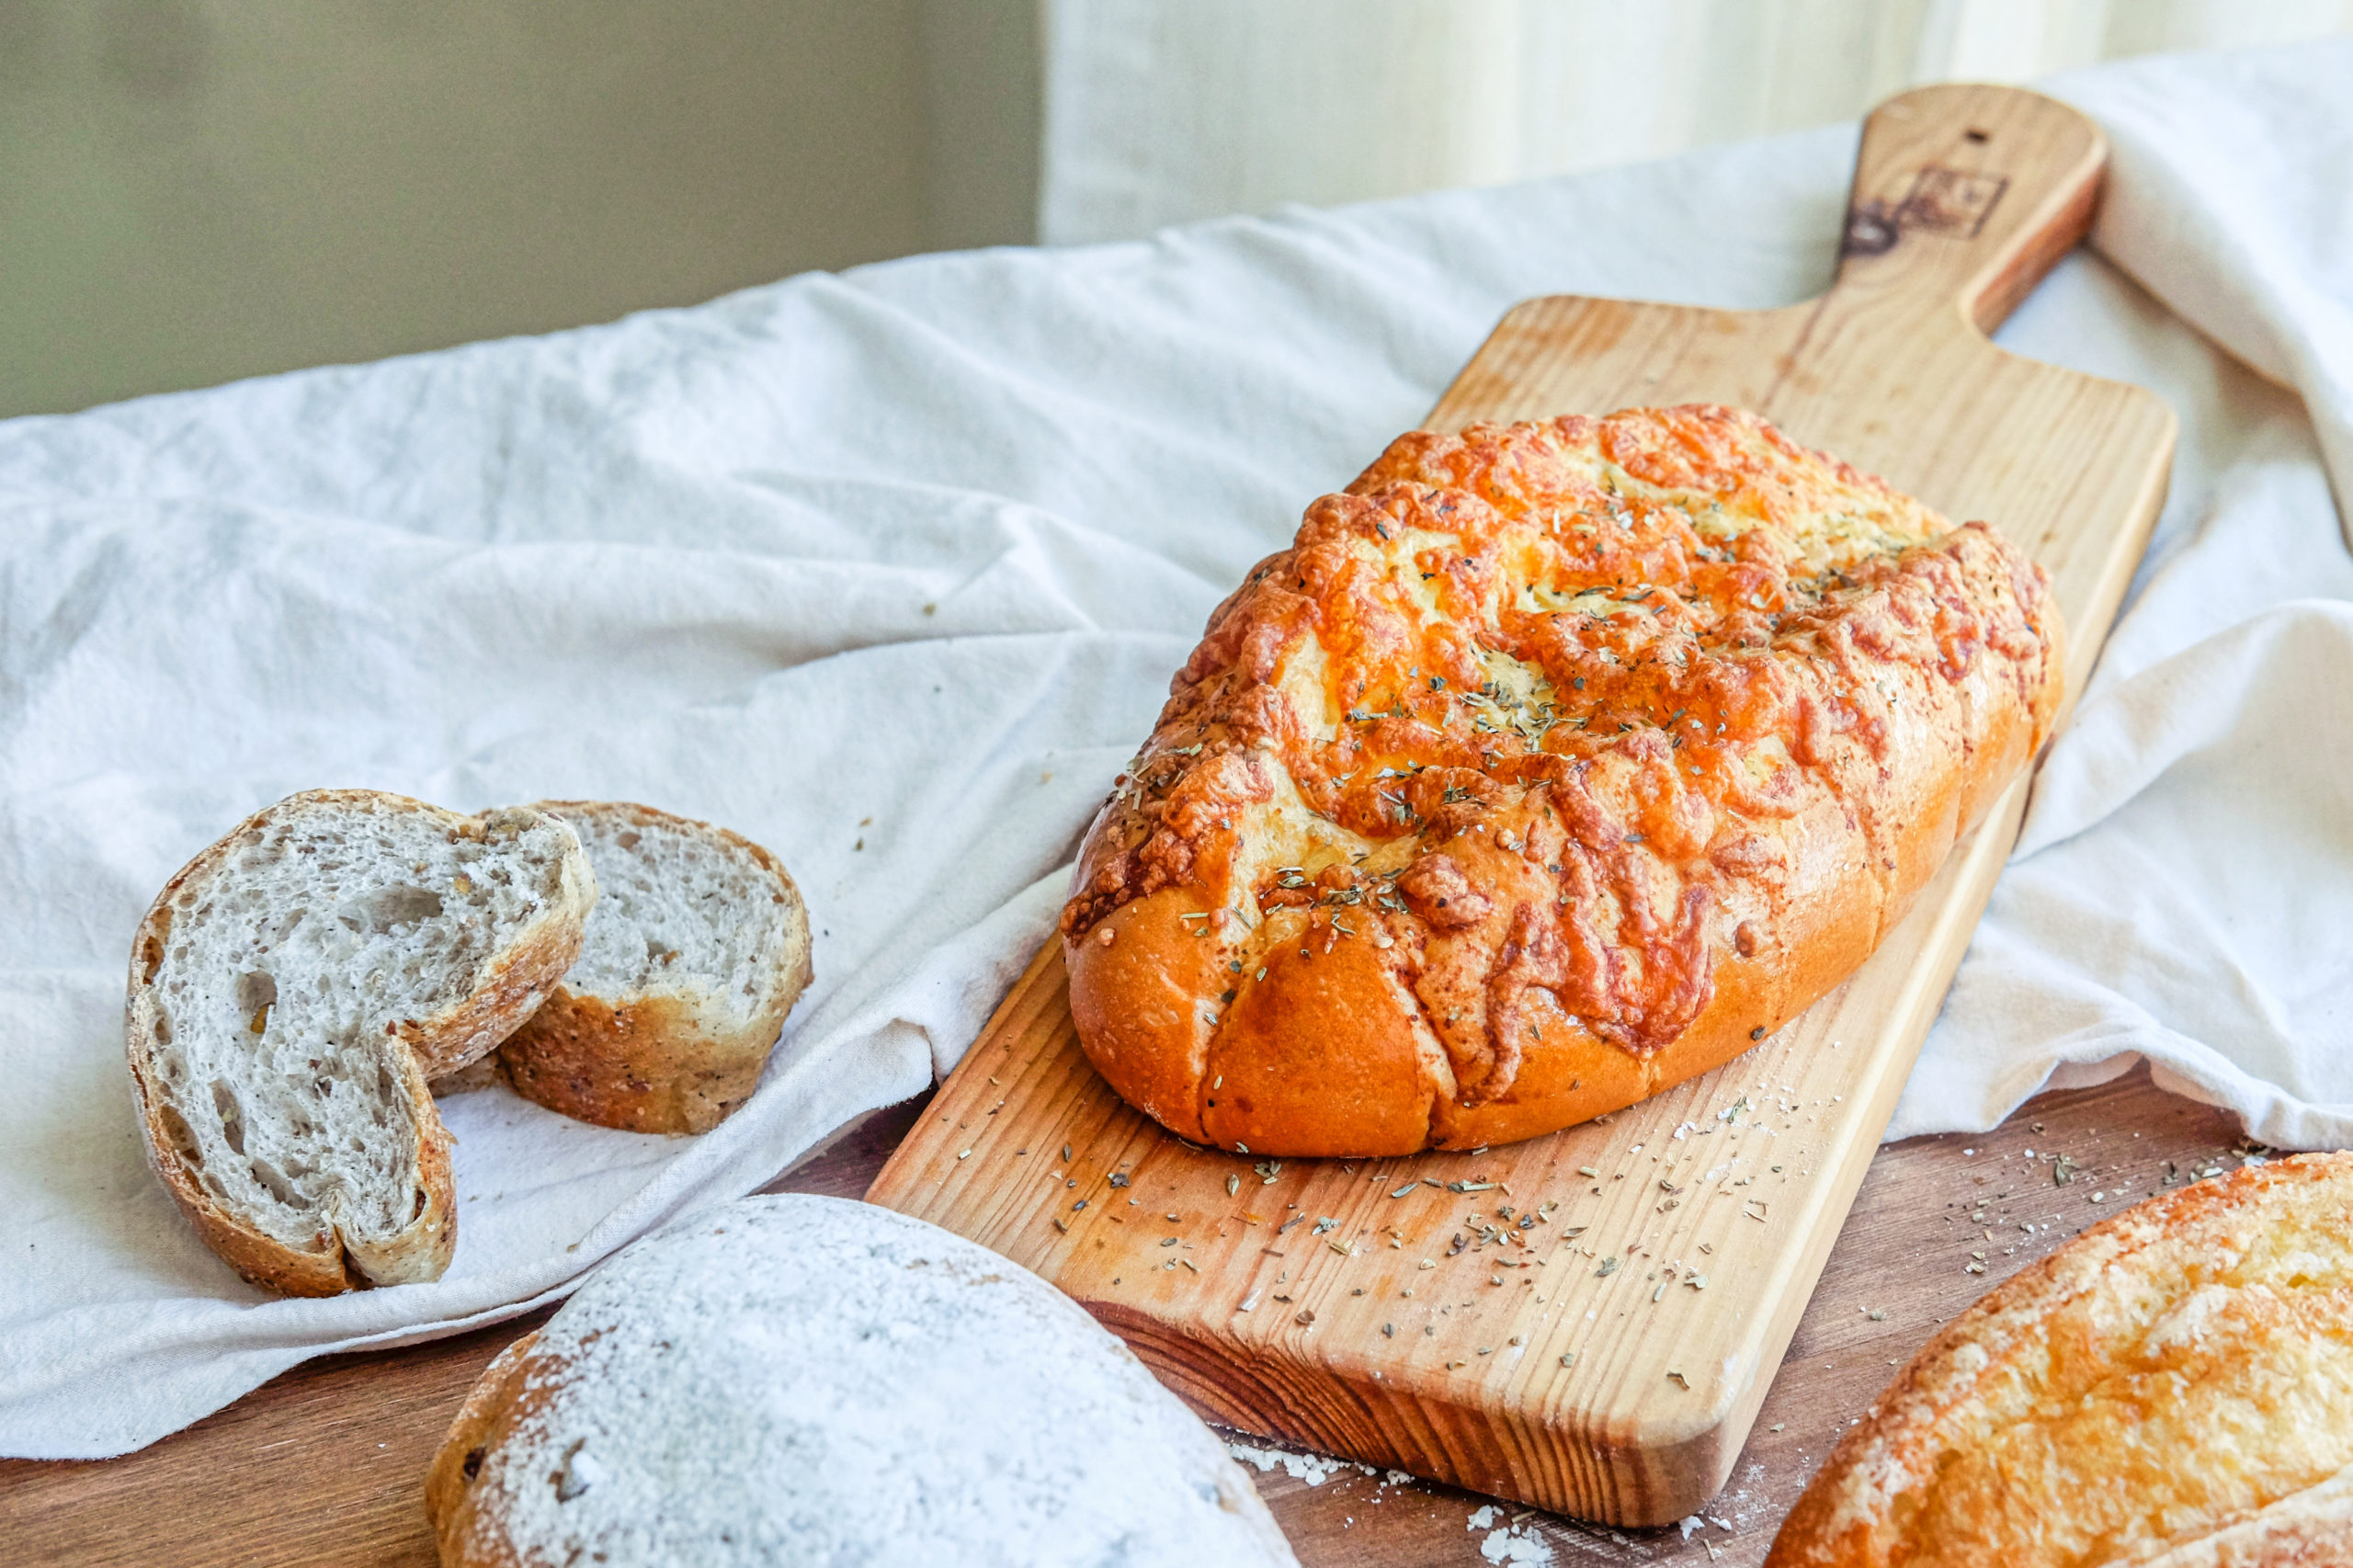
(556, 805, 797, 1024)
(132, 799, 585, 1267)
(485, 801, 811, 1134)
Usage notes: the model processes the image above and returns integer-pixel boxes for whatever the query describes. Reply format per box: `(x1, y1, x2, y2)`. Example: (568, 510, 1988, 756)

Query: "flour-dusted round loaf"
(494, 801, 812, 1134)
(1061, 407, 2063, 1155)
(1768, 1152, 2353, 1567)
(426, 1194, 1300, 1568)
(125, 790, 596, 1294)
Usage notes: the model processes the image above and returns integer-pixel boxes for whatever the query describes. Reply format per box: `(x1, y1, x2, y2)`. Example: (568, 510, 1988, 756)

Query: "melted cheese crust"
(1063, 406, 2059, 1141)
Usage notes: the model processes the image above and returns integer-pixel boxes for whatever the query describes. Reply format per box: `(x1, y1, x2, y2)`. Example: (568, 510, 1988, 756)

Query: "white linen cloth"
(2, 40, 2347, 1459)
(1891, 45, 2353, 1142)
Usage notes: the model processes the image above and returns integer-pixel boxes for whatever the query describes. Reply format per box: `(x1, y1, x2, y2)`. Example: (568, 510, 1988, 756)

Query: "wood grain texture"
(1230, 1069, 2255, 1567)
(1, 1070, 2255, 1567)
(866, 81, 2176, 1528)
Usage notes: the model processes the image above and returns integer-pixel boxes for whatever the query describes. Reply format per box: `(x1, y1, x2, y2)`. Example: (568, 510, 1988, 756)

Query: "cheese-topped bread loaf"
(126, 790, 596, 1293)
(426, 1195, 1299, 1567)
(1061, 407, 2063, 1155)
(1768, 1152, 2353, 1567)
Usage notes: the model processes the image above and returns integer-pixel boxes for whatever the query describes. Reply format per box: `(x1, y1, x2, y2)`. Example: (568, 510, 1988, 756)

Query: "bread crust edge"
(425, 1328, 544, 1568)
(1763, 1152, 2353, 1568)
(492, 801, 813, 1136)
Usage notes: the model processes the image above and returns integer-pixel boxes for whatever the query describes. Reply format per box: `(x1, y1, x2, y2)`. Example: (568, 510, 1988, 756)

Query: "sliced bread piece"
(495, 801, 811, 1135)
(126, 790, 597, 1295)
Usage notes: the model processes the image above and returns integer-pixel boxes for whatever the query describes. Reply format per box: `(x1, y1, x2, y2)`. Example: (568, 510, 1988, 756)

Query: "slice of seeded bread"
(495, 802, 812, 1135)
(125, 790, 597, 1295)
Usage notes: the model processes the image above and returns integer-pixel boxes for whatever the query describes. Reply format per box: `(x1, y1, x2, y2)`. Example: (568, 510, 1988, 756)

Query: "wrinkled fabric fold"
(1891, 48, 2353, 1138)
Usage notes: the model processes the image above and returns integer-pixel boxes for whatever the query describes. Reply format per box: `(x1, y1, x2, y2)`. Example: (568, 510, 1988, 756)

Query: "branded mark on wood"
(1842, 165, 2010, 256)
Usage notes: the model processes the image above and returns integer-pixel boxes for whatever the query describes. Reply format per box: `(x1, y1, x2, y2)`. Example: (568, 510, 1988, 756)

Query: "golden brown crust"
(501, 991, 770, 1135)
(123, 790, 591, 1294)
(1768, 1153, 2353, 1568)
(1064, 890, 1222, 1143)
(494, 801, 813, 1135)
(426, 1329, 544, 1568)
(2135, 1482, 2353, 1568)
(1062, 407, 2063, 1155)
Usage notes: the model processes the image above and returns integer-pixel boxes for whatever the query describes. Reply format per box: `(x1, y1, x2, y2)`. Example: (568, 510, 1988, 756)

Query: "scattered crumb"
(1222, 1438, 1375, 1487)
(1469, 1503, 1556, 1563)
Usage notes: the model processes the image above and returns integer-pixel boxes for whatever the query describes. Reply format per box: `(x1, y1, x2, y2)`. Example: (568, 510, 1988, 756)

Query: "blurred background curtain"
(9, 0, 2353, 416)
(0, 0, 1040, 418)
(1040, 0, 2353, 244)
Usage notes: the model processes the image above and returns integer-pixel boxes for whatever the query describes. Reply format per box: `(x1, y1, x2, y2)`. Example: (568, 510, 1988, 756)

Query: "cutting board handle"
(1832, 83, 2106, 337)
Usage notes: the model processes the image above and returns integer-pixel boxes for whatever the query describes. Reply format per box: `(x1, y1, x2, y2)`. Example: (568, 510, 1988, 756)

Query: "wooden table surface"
(3, 1063, 2265, 1566)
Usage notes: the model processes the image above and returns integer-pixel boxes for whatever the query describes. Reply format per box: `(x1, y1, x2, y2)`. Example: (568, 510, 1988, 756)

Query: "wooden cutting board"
(867, 83, 2174, 1529)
